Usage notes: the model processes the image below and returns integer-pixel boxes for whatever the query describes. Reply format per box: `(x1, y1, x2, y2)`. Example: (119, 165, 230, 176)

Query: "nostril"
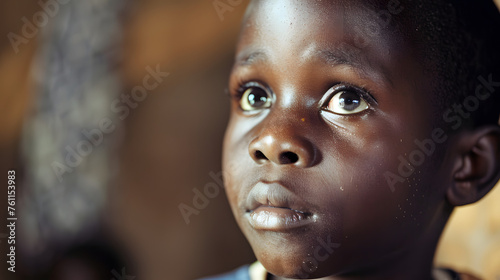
(254, 150, 268, 161)
(279, 151, 299, 164)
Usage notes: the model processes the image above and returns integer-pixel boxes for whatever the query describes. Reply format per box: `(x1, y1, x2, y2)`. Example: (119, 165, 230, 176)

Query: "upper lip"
(245, 181, 312, 215)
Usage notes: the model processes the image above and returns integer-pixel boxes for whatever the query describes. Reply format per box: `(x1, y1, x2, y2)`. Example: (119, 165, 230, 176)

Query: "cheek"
(320, 116, 438, 236)
(222, 118, 252, 212)
(325, 125, 446, 253)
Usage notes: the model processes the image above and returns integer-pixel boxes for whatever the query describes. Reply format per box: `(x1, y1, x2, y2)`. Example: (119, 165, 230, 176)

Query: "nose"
(248, 126, 317, 168)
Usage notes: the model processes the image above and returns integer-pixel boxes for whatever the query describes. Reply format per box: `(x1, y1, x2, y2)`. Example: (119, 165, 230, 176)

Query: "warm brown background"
(1, 1, 499, 279)
(113, 1, 254, 279)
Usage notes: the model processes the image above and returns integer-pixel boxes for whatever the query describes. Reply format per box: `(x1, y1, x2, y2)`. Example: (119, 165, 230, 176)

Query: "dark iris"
(248, 88, 269, 108)
(339, 91, 361, 111)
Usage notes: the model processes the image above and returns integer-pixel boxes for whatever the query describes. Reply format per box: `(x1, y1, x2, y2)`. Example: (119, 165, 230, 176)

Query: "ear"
(447, 126, 500, 206)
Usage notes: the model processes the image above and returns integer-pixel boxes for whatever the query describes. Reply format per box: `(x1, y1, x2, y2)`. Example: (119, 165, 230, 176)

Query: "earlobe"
(447, 126, 500, 206)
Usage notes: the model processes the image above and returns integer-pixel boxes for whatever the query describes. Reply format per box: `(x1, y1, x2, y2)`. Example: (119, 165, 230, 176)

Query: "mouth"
(244, 182, 316, 231)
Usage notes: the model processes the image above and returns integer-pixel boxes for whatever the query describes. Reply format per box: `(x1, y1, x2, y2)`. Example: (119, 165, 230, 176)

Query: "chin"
(249, 233, 343, 279)
(259, 256, 338, 279)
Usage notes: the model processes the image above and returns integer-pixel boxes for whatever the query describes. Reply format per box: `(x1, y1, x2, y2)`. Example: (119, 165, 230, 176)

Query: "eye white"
(327, 90, 369, 115)
(240, 87, 272, 111)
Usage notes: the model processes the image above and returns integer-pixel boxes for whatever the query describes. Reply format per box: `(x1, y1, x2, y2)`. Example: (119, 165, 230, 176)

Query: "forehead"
(236, 0, 414, 90)
(241, 0, 409, 59)
(242, 0, 407, 26)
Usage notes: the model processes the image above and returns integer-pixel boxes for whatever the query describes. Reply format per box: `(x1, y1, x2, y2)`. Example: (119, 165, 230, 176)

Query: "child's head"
(222, 0, 500, 278)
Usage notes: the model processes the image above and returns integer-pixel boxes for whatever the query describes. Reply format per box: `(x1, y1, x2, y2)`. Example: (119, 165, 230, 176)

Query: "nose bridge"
(261, 91, 312, 139)
(248, 98, 318, 168)
(274, 85, 316, 124)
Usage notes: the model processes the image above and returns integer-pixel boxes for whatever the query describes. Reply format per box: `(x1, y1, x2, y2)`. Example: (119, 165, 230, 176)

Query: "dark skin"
(222, 1, 500, 279)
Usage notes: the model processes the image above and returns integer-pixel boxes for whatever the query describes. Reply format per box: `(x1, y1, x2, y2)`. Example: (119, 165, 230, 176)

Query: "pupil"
(339, 91, 361, 111)
(248, 88, 267, 107)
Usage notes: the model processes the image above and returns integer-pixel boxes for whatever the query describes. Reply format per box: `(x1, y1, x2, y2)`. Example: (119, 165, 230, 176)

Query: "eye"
(325, 88, 370, 115)
(240, 86, 272, 111)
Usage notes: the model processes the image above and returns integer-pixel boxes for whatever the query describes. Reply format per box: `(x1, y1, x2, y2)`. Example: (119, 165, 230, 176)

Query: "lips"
(244, 181, 316, 231)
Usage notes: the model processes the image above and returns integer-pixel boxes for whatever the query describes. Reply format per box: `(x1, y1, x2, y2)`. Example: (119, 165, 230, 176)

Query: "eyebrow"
(317, 46, 364, 68)
(235, 49, 268, 66)
(315, 46, 394, 87)
(236, 44, 363, 66)
(235, 46, 393, 87)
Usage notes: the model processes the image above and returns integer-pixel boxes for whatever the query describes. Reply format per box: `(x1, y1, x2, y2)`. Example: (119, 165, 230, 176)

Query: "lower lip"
(247, 206, 315, 231)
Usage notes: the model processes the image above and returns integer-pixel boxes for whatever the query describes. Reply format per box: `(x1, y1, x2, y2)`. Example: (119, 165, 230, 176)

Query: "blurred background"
(0, 1, 499, 280)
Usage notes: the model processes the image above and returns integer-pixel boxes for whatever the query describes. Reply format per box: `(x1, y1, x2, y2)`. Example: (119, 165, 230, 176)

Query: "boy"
(203, 0, 500, 279)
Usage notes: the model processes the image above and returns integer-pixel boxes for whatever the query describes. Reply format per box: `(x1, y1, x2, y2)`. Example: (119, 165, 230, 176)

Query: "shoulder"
(198, 265, 251, 280)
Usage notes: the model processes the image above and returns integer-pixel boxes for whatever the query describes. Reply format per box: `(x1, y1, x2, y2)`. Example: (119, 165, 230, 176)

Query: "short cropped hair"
(403, 0, 500, 127)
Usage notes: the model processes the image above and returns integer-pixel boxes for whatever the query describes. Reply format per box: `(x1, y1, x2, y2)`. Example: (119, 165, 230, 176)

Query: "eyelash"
(324, 83, 378, 108)
(233, 80, 265, 99)
(231, 80, 378, 109)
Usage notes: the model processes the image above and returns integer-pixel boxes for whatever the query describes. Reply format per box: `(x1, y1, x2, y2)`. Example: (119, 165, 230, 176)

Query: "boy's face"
(223, 0, 452, 278)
